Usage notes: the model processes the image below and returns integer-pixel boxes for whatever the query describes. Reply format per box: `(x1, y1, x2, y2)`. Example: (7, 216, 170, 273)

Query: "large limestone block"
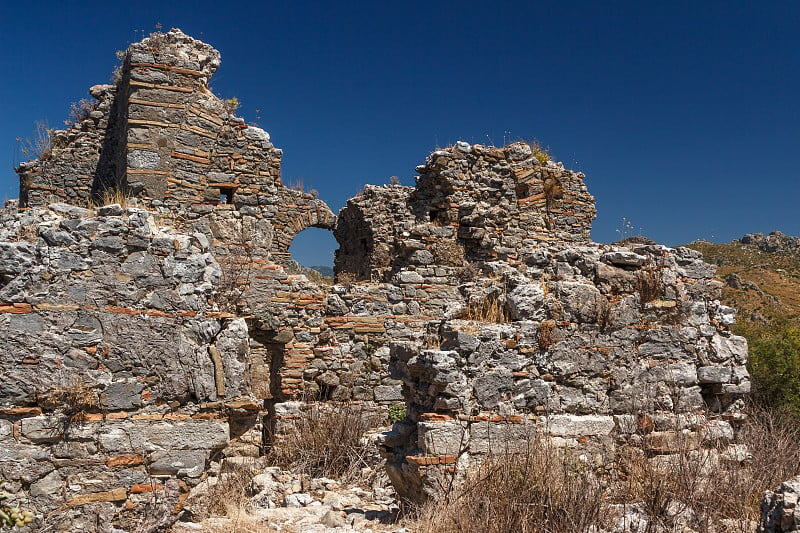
(545, 415, 615, 437)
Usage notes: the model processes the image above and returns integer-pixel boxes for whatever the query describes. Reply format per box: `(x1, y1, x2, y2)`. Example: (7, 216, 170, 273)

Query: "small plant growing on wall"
(67, 98, 96, 126)
(223, 97, 240, 114)
(432, 240, 466, 267)
(461, 291, 510, 323)
(41, 379, 100, 420)
(638, 258, 665, 305)
(88, 187, 131, 209)
(0, 488, 36, 529)
(531, 140, 551, 165)
(387, 403, 407, 423)
(16, 121, 54, 161)
(216, 221, 256, 313)
(111, 49, 127, 83)
(537, 319, 558, 350)
(144, 23, 167, 52)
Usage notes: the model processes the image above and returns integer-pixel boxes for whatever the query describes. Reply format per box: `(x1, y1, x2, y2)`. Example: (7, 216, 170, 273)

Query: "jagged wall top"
(335, 141, 596, 281)
(16, 28, 335, 261)
(130, 28, 221, 83)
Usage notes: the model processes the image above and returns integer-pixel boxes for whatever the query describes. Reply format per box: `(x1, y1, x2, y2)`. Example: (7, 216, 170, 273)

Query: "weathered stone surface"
(29, 470, 63, 498)
(149, 450, 208, 477)
(760, 477, 800, 533)
(101, 381, 144, 410)
(20, 416, 64, 443)
(546, 415, 615, 437)
(66, 488, 127, 507)
(603, 251, 646, 266)
(373, 385, 403, 402)
(418, 420, 467, 456)
(506, 283, 545, 320)
(468, 420, 537, 454)
(0, 27, 751, 528)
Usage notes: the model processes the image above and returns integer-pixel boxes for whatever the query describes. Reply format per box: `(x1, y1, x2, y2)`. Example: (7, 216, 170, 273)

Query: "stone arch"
(270, 199, 337, 263)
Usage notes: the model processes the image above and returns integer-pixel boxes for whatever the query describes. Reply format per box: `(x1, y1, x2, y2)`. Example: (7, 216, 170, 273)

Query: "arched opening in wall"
(288, 227, 337, 282)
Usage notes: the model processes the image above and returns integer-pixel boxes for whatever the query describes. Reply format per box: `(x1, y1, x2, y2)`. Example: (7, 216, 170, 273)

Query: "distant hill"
(685, 231, 800, 325)
(308, 265, 334, 277)
(284, 261, 334, 283)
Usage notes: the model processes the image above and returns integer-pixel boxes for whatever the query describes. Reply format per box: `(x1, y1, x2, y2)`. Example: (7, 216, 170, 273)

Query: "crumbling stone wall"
(3, 28, 751, 530)
(0, 201, 259, 530)
(334, 141, 595, 283)
(761, 477, 800, 532)
(16, 81, 129, 208)
(377, 241, 750, 501)
(17, 29, 335, 266)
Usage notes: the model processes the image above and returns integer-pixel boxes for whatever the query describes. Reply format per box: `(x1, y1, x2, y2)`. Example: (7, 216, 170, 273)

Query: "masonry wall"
(16, 82, 127, 208)
(378, 242, 750, 501)
(17, 29, 336, 267)
(3, 28, 752, 530)
(334, 141, 595, 283)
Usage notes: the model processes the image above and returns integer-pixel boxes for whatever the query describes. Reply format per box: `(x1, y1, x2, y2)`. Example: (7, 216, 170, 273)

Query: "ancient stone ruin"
(2, 29, 752, 530)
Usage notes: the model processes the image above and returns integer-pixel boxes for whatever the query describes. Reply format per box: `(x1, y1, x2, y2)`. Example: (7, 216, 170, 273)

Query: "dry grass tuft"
(68, 98, 96, 125)
(40, 379, 100, 419)
(411, 404, 800, 532)
(17, 120, 54, 161)
(335, 271, 359, 285)
(457, 262, 481, 282)
(101, 188, 130, 208)
(88, 187, 131, 209)
(413, 437, 606, 533)
(537, 319, 558, 350)
(15, 223, 39, 243)
(638, 259, 664, 304)
(215, 223, 256, 313)
(266, 402, 379, 481)
(460, 293, 509, 323)
(179, 457, 281, 532)
(431, 240, 466, 267)
(613, 404, 800, 530)
(543, 176, 563, 202)
(194, 459, 264, 520)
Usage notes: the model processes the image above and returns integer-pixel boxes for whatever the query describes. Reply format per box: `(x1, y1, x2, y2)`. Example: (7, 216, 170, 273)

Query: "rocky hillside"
(686, 231, 800, 326)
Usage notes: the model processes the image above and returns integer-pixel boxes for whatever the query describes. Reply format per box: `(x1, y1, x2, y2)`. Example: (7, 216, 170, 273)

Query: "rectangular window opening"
(219, 187, 235, 205)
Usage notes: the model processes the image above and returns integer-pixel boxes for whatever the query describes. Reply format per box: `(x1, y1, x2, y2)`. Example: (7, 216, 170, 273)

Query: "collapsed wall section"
(16, 81, 129, 208)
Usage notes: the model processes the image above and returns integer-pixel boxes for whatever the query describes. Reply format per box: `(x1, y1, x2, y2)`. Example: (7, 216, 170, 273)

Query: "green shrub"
(387, 403, 406, 423)
(745, 322, 800, 414)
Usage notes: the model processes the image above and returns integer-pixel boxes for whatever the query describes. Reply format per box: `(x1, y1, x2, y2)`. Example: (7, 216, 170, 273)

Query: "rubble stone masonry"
(2, 29, 749, 530)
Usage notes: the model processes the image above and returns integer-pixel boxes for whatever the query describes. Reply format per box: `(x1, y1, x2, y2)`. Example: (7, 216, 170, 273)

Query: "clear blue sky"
(1, 1, 798, 267)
